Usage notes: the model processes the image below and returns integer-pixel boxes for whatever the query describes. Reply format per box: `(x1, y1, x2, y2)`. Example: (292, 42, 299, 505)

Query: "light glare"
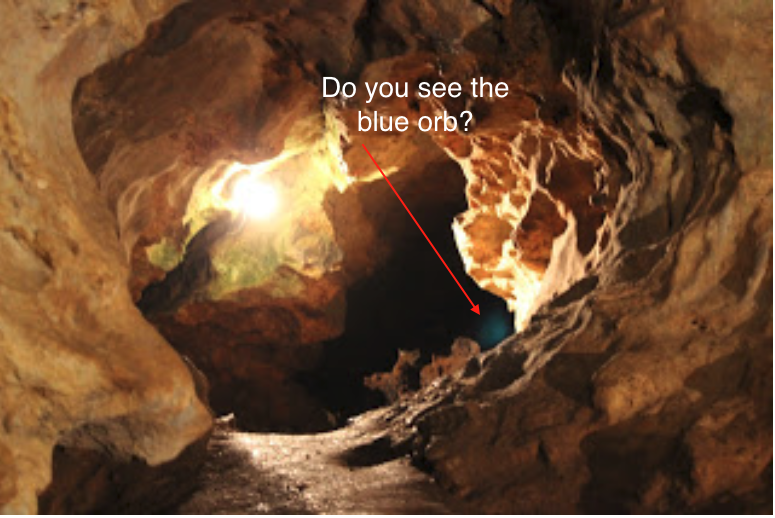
(232, 174, 279, 220)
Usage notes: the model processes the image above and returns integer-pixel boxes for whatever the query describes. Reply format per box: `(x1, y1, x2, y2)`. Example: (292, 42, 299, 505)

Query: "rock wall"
(0, 0, 211, 513)
(0, 0, 769, 513)
(70, 0, 512, 430)
(387, 0, 772, 512)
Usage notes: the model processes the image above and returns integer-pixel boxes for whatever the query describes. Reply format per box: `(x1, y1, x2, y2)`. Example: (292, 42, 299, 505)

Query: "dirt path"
(176, 411, 457, 514)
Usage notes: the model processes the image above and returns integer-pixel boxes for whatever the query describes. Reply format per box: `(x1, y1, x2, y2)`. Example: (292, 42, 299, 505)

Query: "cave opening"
(3, 0, 770, 513)
(302, 161, 513, 421)
(70, 0, 517, 433)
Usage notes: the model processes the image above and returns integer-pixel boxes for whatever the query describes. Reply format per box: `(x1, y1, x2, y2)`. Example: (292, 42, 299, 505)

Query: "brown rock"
(0, 0, 212, 513)
(385, 0, 773, 513)
(3, 0, 769, 513)
(420, 337, 481, 387)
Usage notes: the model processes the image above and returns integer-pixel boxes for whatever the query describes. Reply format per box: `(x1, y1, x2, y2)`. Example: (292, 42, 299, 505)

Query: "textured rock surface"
(71, 0, 510, 430)
(0, 0, 211, 513)
(38, 431, 209, 514)
(71, 1, 362, 431)
(2, 0, 769, 513)
(382, 0, 773, 513)
(72, 0, 772, 511)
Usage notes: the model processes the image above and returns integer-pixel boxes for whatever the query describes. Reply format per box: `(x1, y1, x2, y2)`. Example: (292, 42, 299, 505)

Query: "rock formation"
(0, 0, 770, 513)
(384, 0, 773, 513)
(70, 0, 511, 431)
(0, 0, 212, 513)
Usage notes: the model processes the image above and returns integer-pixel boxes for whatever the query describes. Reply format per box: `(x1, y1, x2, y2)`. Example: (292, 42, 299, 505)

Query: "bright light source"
(231, 174, 280, 220)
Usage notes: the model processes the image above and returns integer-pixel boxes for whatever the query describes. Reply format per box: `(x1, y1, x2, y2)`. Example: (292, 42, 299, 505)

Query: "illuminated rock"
(384, 0, 773, 513)
(0, 0, 211, 512)
(1, 0, 768, 513)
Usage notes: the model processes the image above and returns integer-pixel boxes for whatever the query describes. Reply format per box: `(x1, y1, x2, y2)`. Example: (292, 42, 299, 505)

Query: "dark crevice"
(137, 212, 237, 316)
(302, 165, 513, 421)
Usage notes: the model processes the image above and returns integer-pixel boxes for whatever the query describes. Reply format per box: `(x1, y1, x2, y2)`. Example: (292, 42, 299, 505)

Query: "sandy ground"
(175, 411, 458, 514)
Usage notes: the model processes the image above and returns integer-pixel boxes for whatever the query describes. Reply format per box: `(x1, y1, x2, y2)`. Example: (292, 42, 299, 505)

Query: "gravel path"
(175, 411, 457, 514)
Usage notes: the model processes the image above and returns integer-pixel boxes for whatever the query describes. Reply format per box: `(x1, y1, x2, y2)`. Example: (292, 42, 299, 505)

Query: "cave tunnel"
(70, 0, 522, 434)
(1, 0, 771, 514)
(304, 163, 514, 422)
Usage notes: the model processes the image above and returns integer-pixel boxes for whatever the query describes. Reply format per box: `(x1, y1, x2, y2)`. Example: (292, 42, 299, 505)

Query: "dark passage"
(68, 0, 515, 432)
(303, 159, 512, 421)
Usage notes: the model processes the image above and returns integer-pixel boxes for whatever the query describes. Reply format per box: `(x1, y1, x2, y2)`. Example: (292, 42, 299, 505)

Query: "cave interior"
(0, 0, 771, 514)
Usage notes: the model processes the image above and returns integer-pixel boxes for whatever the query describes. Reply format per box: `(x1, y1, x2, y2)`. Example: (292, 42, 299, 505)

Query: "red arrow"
(362, 144, 480, 315)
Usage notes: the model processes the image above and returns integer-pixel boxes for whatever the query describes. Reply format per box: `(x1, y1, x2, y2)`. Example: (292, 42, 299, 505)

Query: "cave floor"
(175, 410, 457, 514)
